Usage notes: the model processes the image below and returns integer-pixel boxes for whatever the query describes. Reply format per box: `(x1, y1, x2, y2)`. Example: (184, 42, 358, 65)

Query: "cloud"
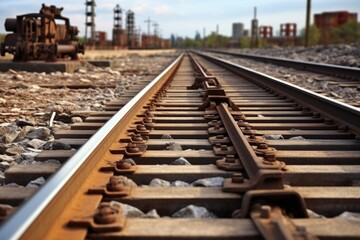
(153, 4, 171, 15)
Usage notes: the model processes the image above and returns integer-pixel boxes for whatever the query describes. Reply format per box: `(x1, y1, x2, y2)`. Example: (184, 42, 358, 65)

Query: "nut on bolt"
(116, 160, 132, 170)
(232, 173, 244, 183)
(127, 143, 140, 153)
(94, 202, 120, 224)
(107, 176, 126, 192)
(259, 205, 271, 219)
(225, 155, 236, 163)
(131, 133, 144, 142)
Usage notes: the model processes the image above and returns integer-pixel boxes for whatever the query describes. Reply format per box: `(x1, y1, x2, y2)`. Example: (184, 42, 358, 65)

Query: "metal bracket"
(237, 190, 317, 240)
(110, 143, 147, 157)
(69, 202, 126, 233)
(216, 155, 243, 171)
(223, 170, 284, 193)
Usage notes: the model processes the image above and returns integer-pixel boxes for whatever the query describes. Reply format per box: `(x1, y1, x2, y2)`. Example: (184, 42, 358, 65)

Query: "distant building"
(259, 26, 273, 38)
(280, 23, 297, 37)
(314, 11, 358, 43)
(243, 29, 250, 37)
(232, 22, 244, 42)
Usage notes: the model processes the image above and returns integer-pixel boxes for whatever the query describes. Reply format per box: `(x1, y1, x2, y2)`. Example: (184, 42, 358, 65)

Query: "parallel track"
(1, 52, 360, 239)
(206, 49, 360, 81)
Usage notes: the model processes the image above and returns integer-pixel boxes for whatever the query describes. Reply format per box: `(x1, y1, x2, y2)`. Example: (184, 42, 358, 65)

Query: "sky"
(0, 0, 359, 39)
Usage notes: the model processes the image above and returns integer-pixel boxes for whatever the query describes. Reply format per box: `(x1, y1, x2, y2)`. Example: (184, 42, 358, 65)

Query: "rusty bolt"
(249, 134, 257, 140)
(257, 142, 268, 149)
(237, 120, 246, 127)
(116, 160, 132, 170)
(216, 135, 224, 139)
(220, 145, 228, 151)
(143, 117, 153, 123)
(209, 101, 216, 109)
(260, 205, 271, 219)
(106, 176, 126, 192)
(136, 124, 147, 131)
(145, 111, 154, 118)
(215, 143, 221, 148)
(225, 155, 236, 163)
(127, 143, 140, 153)
(239, 114, 246, 121)
(94, 202, 120, 224)
(214, 124, 220, 130)
(244, 125, 252, 130)
(264, 149, 276, 162)
(232, 173, 244, 183)
(132, 134, 144, 142)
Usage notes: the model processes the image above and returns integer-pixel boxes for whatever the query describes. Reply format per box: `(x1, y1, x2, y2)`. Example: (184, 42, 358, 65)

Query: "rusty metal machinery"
(0, 4, 85, 61)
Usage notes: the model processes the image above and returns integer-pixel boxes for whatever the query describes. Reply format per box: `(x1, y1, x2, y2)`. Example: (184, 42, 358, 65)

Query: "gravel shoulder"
(0, 50, 179, 186)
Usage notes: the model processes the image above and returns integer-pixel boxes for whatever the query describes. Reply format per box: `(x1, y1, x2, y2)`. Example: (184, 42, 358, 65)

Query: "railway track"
(206, 49, 360, 107)
(0, 51, 360, 239)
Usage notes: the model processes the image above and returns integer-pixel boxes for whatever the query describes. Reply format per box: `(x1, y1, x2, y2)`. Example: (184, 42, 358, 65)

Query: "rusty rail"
(0, 54, 184, 239)
(194, 51, 360, 138)
(206, 49, 360, 81)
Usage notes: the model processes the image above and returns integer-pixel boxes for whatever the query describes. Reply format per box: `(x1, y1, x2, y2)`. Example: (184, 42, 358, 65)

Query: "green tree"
(300, 24, 321, 46)
(330, 21, 360, 44)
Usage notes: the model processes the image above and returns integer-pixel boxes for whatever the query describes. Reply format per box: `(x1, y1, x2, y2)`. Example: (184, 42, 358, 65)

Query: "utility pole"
(144, 18, 151, 36)
(153, 22, 159, 48)
(305, 0, 311, 47)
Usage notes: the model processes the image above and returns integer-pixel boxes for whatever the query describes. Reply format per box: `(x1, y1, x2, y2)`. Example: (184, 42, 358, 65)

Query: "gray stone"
(48, 105, 64, 114)
(143, 209, 160, 218)
(192, 177, 224, 187)
(27, 139, 46, 149)
(15, 126, 35, 142)
(0, 172, 5, 185)
(170, 157, 191, 165)
(0, 161, 10, 171)
(43, 141, 72, 150)
(76, 68, 87, 74)
(165, 142, 182, 151)
(71, 117, 83, 123)
(336, 211, 360, 219)
(21, 152, 38, 161)
(0, 154, 15, 163)
(5, 145, 25, 156)
(161, 134, 173, 139)
(0, 143, 7, 154)
(171, 180, 190, 187)
(26, 127, 52, 141)
(113, 176, 138, 187)
(149, 178, 171, 187)
(26, 177, 46, 188)
(264, 134, 284, 140)
(172, 205, 217, 218)
(43, 159, 61, 165)
(307, 209, 325, 218)
(5, 183, 20, 187)
(1, 131, 19, 144)
(110, 201, 145, 218)
(124, 158, 136, 166)
(289, 136, 306, 140)
(16, 119, 36, 127)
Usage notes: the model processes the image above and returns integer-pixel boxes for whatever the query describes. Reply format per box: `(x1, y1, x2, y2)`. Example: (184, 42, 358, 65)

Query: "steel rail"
(206, 49, 360, 81)
(193, 51, 360, 137)
(0, 53, 184, 240)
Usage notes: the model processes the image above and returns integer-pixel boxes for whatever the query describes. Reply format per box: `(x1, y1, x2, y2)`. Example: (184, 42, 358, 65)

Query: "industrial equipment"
(0, 4, 84, 61)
